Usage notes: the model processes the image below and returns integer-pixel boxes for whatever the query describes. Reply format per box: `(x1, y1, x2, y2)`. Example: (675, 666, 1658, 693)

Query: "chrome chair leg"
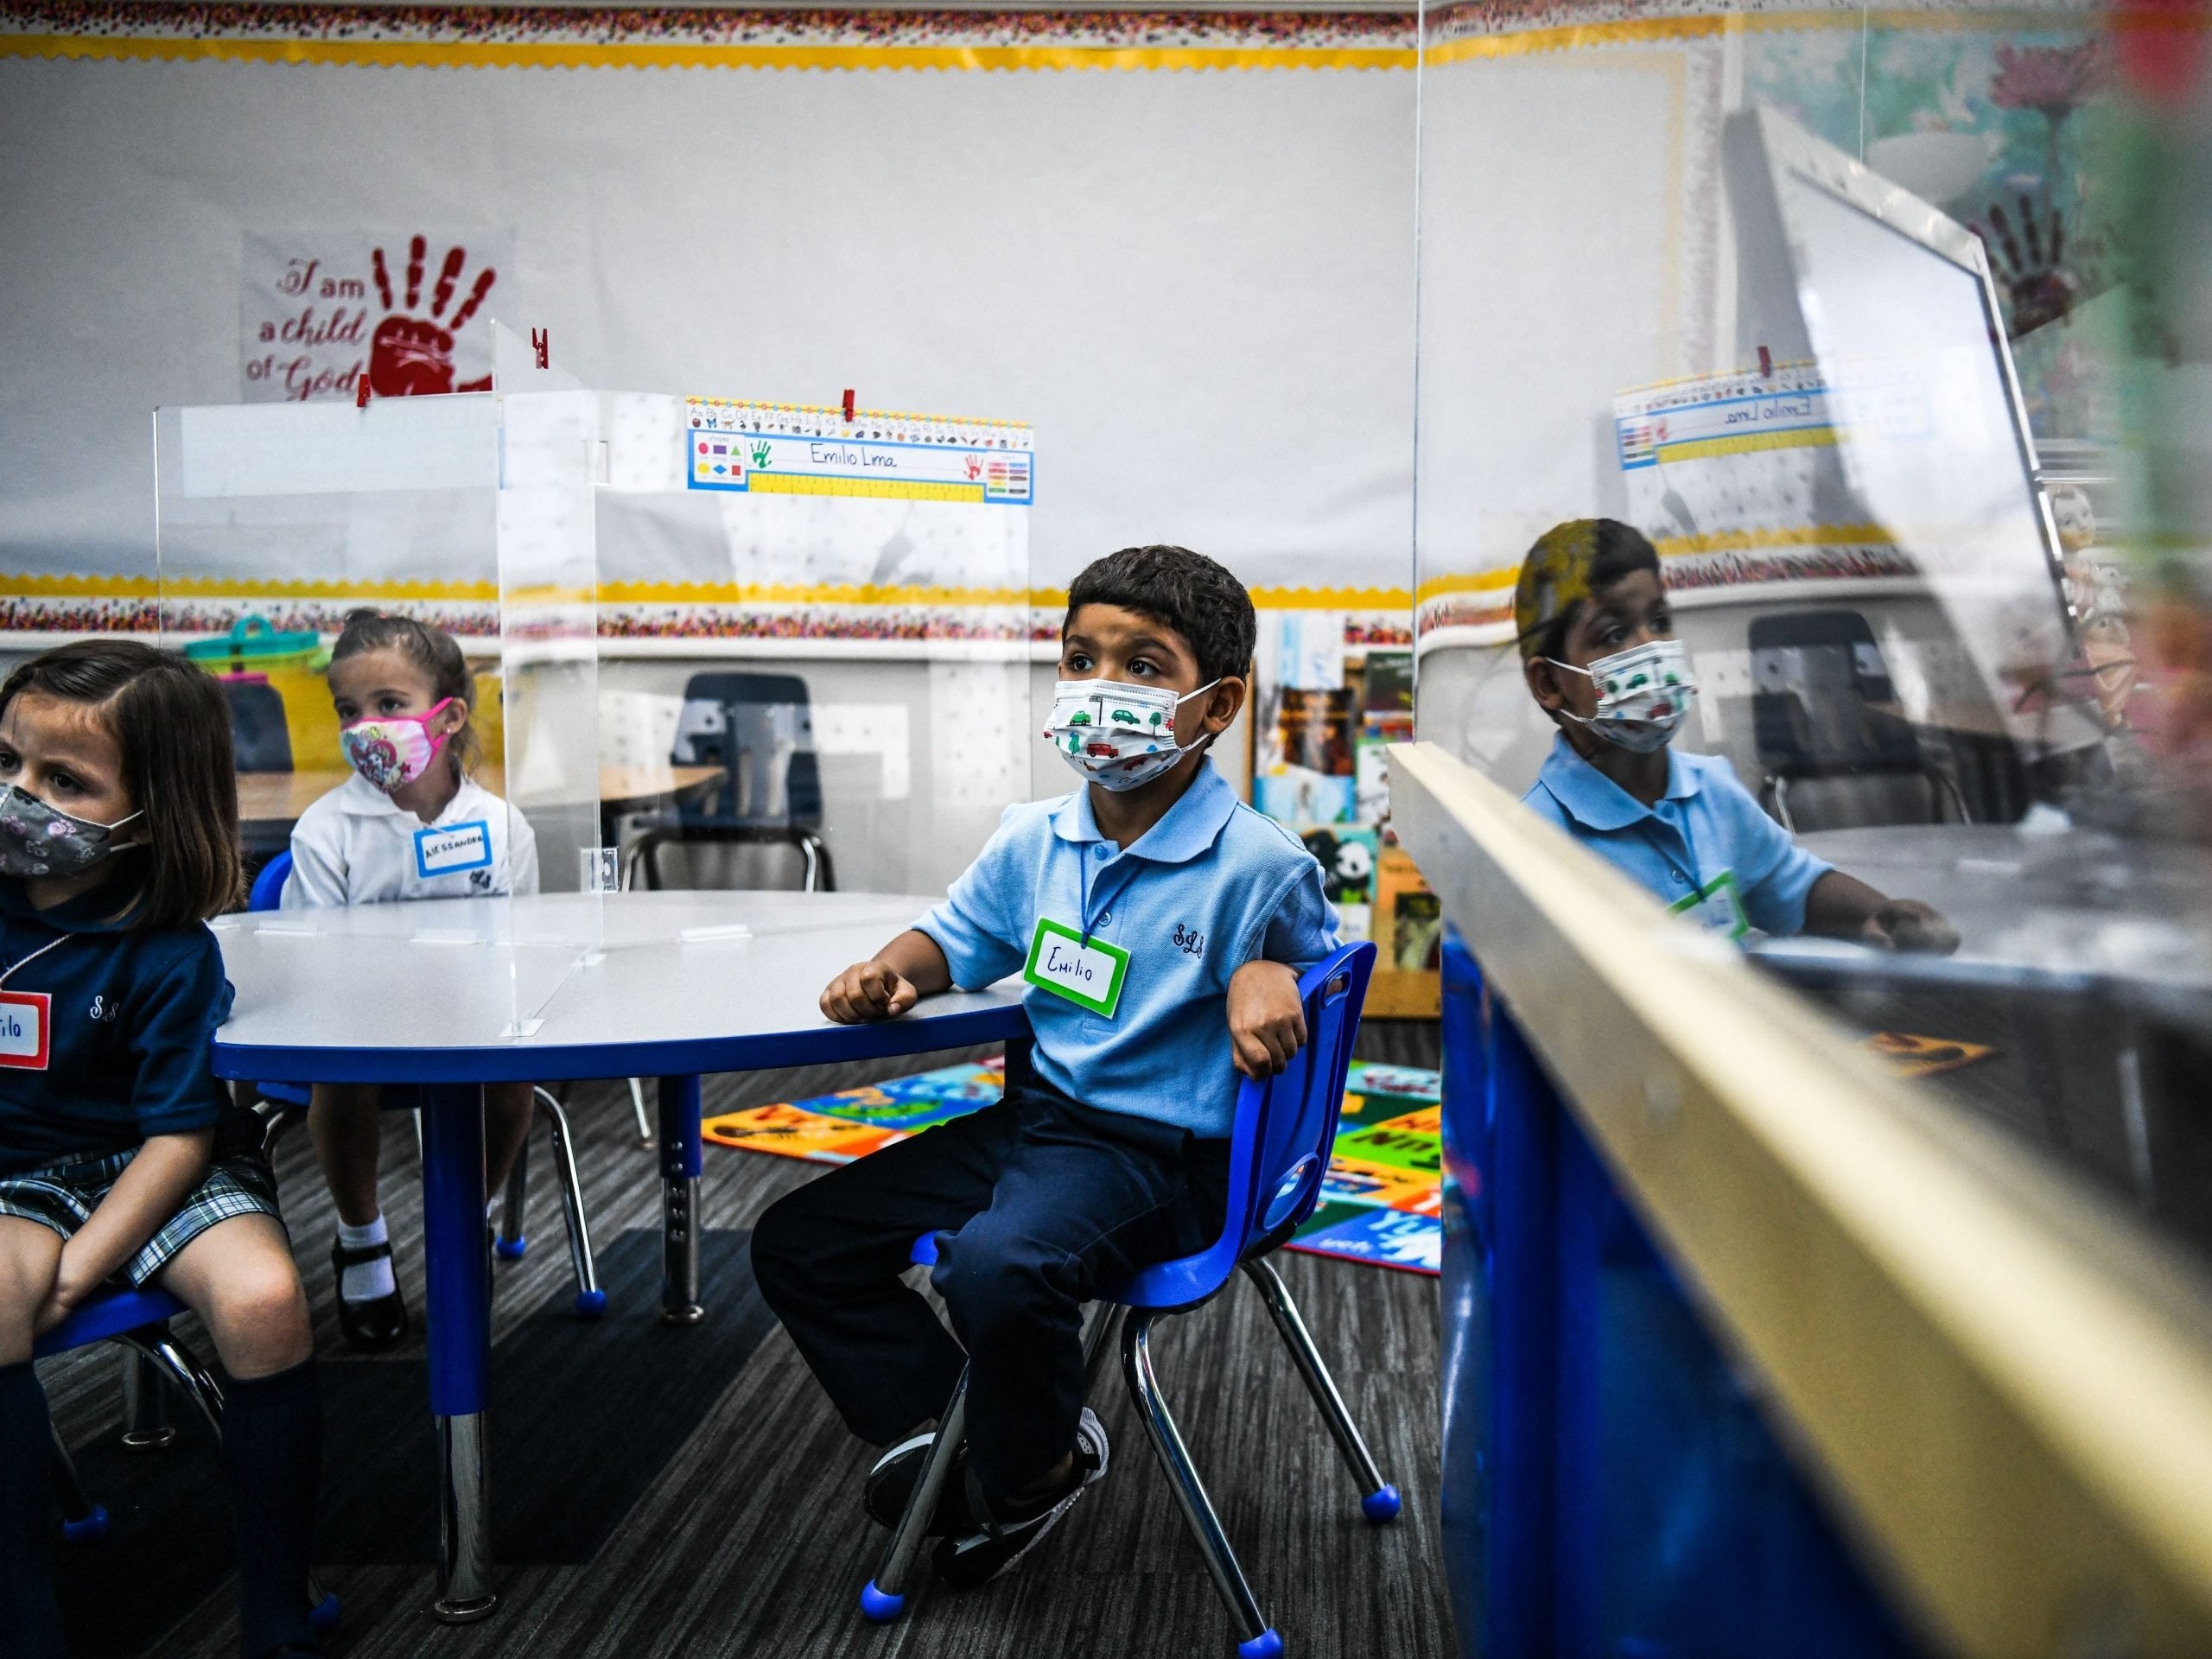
(259, 1103, 302, 1163)
(626, 1077, 656, 1147)
(497, 1135, 531, 1260)
(861, 1368, 969, 1622)
(118, 1345, 178, 1451)
(123, 1327, 226, 1443)
(1122, 1313, 1280, 1657)
(1241, 1256, 1401, 1522)
(533, 1088, 605, 1317)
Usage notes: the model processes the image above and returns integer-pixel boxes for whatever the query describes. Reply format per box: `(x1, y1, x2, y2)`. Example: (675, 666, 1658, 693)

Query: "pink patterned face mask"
(340, 698, 456, 793)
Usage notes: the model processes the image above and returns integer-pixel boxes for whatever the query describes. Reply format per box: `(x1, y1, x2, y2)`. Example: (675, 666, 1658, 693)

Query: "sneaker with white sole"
(930, 1408, 1109, 1592)
(864, 1429, 976, 1535)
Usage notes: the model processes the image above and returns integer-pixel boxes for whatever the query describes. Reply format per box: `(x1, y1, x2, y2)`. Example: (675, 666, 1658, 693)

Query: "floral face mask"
(340, 698, 457, 793)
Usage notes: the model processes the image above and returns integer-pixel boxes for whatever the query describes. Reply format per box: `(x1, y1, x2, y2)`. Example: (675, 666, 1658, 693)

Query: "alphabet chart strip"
(684, 397, 1033, 505)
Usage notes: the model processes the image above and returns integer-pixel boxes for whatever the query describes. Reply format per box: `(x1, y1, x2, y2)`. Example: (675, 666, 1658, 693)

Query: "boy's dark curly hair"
(1064, 545, 1256, 684)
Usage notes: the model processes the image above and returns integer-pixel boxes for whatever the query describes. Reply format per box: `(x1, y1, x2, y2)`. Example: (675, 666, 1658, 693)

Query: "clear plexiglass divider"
(594, 386, 1038, 912)
(158, 340, 1039, 1041)
(153, 362, 606, 1042)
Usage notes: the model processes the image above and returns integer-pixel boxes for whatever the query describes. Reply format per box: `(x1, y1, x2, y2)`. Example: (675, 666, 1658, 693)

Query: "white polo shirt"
(282, 772, 540, 908)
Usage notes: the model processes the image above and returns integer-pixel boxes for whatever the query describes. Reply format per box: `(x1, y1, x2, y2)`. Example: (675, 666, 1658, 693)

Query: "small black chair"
(1749, 611, 1968, 833)
(626, 823, 835, 896)
(669, 671, 823, 831)
(221, 676, 293, 774)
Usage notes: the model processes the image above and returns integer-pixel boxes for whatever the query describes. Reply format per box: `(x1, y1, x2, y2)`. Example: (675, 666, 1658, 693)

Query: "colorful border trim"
(2, 0, 2105, 70)
(0, 2, 1415, 67)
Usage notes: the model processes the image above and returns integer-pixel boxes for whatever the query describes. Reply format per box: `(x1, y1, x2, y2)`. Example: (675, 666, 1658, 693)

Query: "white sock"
(336, 1214, 396, 1303)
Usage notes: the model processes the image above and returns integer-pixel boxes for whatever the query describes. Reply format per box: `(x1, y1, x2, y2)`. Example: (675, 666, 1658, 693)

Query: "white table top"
(210, 890, 1027, 1084)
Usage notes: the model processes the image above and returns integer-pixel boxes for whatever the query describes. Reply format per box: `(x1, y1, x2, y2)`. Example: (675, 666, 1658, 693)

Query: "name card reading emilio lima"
(684, 396, 1033, 506)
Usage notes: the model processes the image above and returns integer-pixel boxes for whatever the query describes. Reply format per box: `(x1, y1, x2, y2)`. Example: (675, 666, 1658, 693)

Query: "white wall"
(0, 55, 1417, 593)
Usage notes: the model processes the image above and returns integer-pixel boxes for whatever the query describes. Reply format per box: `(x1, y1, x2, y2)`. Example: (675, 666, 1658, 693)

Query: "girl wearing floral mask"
(1517, 518, 1955, 952)
(0, 640, 326, 1659)
(279, 611, 538, 1351)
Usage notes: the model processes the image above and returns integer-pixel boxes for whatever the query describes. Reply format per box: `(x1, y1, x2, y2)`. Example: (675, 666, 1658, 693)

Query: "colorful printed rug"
(701, 1058, 1446, 1277)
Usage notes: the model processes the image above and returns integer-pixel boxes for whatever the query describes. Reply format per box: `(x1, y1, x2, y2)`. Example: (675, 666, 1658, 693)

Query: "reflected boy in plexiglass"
(1516, 518, 1958, 952)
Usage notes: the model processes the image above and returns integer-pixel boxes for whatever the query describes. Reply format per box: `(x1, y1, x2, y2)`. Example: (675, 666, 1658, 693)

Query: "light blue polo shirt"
(1520, 735, 1832, 937)
(917, 759, 1337, 1137)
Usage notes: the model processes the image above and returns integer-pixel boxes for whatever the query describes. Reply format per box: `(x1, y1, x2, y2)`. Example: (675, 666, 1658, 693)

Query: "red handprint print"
(366, 235, 497, 397)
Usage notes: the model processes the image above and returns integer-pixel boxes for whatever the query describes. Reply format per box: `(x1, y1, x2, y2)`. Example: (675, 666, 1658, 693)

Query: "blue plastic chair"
(245, 851, 605, 1318)
(862, 942, 1395, 1657)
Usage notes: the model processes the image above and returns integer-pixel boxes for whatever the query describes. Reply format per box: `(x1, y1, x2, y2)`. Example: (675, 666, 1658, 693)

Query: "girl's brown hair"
(328, 609, 482, 777)
(0, 640, 243, 927)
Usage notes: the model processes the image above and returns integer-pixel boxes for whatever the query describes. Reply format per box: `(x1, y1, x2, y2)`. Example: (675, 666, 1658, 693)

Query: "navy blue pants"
(752, 1083, 1229, 1503)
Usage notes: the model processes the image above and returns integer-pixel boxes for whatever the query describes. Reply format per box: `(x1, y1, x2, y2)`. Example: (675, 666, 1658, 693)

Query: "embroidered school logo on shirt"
(1172, 924, 1205, 958)
(414, 820, 493, 880)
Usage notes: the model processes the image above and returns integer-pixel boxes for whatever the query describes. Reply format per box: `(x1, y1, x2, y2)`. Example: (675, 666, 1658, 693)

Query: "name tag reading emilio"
(414, 820, 493, 880)
(0, 990, 51, 1070)
(1022, 918, 1128, 1019)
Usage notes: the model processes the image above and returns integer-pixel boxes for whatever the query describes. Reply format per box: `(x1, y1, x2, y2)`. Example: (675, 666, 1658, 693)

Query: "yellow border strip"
(2, 573, 1415, 612)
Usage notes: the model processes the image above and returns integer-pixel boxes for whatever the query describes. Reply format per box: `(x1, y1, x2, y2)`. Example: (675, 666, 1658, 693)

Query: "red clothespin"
(1757, 345, 1773, 378)
(355, 377, 372, 410)
(842, 388, 855, 423)
(531, 328, 550, 371)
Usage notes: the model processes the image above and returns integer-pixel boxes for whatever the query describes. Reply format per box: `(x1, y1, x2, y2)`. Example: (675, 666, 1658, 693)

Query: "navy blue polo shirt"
(918, 760, 1338, 1136)
(0, 870, 237, 1176)
(1520, 734, 1832, 937)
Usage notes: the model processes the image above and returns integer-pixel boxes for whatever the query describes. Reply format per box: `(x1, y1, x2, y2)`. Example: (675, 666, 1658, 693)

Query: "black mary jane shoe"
(330, 1236, 410, 1352)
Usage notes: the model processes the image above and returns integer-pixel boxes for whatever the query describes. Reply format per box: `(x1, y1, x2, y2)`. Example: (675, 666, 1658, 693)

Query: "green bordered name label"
(1668, 868, 1749, 940)
(1022, 918, 1128, 1019)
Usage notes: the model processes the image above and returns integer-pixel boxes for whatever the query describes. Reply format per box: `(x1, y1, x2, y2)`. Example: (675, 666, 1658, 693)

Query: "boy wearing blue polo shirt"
(753, 545, 1333, 1588)
(1515, 518, 1956, 950)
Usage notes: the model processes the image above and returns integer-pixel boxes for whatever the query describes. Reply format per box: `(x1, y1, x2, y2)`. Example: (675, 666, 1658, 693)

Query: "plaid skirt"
(0, 1116, 283, 1287)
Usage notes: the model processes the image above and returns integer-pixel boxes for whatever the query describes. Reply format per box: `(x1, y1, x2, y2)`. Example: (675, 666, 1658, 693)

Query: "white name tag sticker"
(1022, 918, 1129, 1019)
(0, 991, 51, 1069)
(415, 820, 493, 880)
(1668, 868, 1749, 940)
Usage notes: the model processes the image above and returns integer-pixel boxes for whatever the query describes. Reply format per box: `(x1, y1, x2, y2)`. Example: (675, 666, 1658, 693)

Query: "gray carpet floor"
(39, 1023, 1451, 1659)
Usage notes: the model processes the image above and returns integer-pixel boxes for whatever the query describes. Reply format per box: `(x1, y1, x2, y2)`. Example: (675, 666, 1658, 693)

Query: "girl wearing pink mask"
(279, 611, 538, 1351)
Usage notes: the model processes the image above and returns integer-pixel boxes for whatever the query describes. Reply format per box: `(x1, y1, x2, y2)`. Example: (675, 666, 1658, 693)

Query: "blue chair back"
(245, 851, 310, 1107)
(248, 849, 293, 912)
(1111, 941, 1376, 1312)
(31, 1285, 188, 1362)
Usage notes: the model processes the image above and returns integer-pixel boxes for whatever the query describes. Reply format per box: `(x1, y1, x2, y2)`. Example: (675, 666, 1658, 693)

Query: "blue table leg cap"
(494, 1234, 529, 1262)
(1237, 1630, 1284, 1659)
(1362, 1484, 1402, 1523)
(859, 1580, 905, 1623)
(62, 1504, 109, 1544)
(309, 1590, 342, 1635)
(573, 1288, 608, 1319)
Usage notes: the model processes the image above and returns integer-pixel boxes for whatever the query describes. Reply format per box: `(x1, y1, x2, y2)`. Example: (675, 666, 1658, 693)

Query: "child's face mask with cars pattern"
(1046, 678, 1220, 791)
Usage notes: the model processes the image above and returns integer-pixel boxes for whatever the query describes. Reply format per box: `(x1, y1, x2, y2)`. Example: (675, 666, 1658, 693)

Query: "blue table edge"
(213, 1002, 1033, 1085)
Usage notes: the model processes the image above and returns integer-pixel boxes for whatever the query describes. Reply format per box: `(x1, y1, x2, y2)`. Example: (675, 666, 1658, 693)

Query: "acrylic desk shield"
(153, 355, 607, 1043)
(595, 387, 1037, 905)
